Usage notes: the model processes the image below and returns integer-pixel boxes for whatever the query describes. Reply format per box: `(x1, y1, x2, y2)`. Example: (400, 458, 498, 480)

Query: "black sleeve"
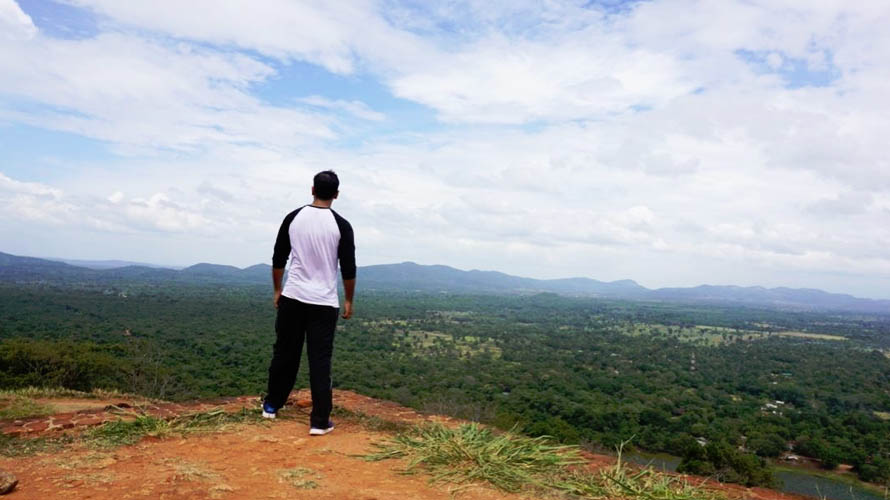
(331, 210, 356, 280)
(272, 209, 300, 269)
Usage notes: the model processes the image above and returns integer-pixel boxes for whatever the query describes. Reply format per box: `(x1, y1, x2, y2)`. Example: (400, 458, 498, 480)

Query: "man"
(262, 170, 356, 436)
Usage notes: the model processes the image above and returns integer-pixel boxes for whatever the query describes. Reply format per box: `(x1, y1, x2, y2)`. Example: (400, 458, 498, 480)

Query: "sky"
(1, 0, 889, 299)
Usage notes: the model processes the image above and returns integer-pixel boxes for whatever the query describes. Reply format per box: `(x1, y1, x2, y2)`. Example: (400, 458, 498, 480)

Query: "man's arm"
(342, 278, 355, 319)
(272, 210, 298, 308)
(272, 267, 285, 309)
(332, 211, 356, 319)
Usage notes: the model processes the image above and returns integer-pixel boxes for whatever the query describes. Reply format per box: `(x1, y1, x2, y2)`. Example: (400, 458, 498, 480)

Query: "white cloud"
(296, 96, 386, 122)
(0, 172, 71, 224)
(0, 25, 333, 152)
(389, 34, 695, 124)
(0, 0, 35, 40)
(63, 0, 426, 74)
(2, 0, 890, 298)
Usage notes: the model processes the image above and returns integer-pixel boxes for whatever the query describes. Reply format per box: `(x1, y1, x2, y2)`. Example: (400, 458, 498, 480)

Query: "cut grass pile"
(0, 395, 54, 420)
(366, 422, 581, 493)
(85, 408, 265, 448)
(0, 386, 149, 401)
(366, 423, 724, 500)
(556, 454, 725, 500)
(1, 407, 267, 455)
(85, 414, 170, 448)
(0, 386, 161, 421)
(0, 432, 73, 457)
(2, 399, 391, 458)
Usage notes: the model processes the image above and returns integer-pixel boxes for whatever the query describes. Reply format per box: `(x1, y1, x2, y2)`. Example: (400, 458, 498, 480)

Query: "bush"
(748, 433, 787, 458)
(0, 339, 125, 392)
(677, 440, 774, 487)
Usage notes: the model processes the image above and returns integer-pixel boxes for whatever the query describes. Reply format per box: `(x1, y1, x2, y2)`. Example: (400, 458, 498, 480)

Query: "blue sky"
(1, 0, 889, 299)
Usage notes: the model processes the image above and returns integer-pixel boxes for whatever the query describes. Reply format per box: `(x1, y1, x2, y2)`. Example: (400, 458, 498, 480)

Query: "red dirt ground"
(0, 389, 809, 500)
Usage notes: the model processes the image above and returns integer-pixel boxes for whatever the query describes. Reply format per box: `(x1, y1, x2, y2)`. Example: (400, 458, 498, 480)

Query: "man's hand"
(341, 278, 355, 319)
(272, 267, 285, 309)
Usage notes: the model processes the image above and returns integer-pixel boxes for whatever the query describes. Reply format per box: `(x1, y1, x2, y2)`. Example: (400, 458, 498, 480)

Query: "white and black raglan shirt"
(272, 205, 356, 308)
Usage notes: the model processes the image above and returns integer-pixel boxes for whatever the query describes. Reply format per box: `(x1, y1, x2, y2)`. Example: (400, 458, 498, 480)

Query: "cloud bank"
(0, 0, 888, 298)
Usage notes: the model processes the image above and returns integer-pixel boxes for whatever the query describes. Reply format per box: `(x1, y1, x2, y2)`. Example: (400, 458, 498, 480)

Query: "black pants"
(265, 295, 338, 428)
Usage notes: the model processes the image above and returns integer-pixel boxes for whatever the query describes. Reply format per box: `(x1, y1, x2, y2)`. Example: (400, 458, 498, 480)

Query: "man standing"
(262, 170, 356, 436)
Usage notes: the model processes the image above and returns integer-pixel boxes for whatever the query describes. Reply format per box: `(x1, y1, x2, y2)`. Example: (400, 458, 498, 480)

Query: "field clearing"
(874, 411, 890, 421)
(775, 331, 847, 341)
(362, 319, 410, 328)
(619, 322, 760, 345)
(428, 310, 475, 320)
(619, 323, 847, 345)
(396, 329, 501, 358)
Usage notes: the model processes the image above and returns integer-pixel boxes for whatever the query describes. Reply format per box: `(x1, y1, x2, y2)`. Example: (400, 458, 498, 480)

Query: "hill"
(1, 251, 888, 313)
(44, 258, 179, 270)
(360, 261, 649, 297)
(0, 388, 803, 500)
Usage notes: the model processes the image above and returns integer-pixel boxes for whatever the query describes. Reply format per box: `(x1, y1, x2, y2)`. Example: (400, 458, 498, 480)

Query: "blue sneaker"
(262, 402, 277, 419)
(309, 420, 334, 436)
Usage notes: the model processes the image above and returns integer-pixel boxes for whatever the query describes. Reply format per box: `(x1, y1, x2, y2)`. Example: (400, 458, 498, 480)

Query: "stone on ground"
(0, 470, 17, 495)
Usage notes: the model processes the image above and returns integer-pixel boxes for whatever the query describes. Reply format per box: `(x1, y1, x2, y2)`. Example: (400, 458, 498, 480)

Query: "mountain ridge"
(0, 251, 887, 314)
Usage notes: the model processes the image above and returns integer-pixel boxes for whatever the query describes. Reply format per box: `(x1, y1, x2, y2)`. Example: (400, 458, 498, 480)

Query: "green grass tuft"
(2, 407, 267, 456)
(0, 433, 73, 457)
(169, 407, 266, 432)
(85, 414, 170, 447)
(0, 395, 55, 420)
(0, 386, 150, 401)
(365, 423, 583, 493)
(85, 407, 265, 448)
(366, 423, 724, 499)
(556, 445, 724, 500)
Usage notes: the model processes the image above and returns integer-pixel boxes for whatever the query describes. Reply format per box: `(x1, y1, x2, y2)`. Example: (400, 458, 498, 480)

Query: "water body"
(625, 452, 681, 472)
(776, 470, 887, 500)
(625, 452, 887, 500)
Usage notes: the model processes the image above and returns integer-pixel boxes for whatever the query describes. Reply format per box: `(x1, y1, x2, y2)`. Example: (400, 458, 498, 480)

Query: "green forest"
(1, 281, 889, 488)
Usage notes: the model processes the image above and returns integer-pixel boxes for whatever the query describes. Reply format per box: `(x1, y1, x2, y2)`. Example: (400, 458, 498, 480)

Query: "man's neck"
(310, 197, 333, 208)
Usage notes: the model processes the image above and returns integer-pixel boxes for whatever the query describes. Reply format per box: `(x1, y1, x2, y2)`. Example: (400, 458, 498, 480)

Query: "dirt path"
(0, 390, 516, 499)
(4, 418, 518, 499)
(0, 389, 809, 500)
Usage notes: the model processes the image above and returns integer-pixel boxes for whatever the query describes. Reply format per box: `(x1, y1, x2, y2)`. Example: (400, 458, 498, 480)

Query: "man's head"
(312, 170, 339, 201)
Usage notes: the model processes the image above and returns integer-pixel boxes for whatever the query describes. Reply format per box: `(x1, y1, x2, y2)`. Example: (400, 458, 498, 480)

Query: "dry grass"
(366, 423, 724, 500)
(160, 458, 221, 482)
(0, 386, 157, 402)
(278, 467, 322, 489)
(366, 423, 582, 493)
(556, 445, 724, 500)
(0, 395, 54, 420)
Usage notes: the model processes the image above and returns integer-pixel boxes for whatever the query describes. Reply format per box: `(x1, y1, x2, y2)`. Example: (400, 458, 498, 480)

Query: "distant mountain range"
(43, 258, 182, 270)
(1, 251, 887, 314)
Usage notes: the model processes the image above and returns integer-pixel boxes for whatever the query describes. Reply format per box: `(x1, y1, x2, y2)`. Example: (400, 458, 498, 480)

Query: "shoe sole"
(262, 411, 276, 419)
(309, 427, 334, 436)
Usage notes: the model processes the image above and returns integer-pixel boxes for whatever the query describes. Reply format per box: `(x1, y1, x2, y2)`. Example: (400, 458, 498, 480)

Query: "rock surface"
(0, 470, 17, 495)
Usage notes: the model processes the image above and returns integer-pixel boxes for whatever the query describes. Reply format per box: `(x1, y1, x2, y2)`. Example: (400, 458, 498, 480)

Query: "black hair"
(313, 170, 339, 200)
